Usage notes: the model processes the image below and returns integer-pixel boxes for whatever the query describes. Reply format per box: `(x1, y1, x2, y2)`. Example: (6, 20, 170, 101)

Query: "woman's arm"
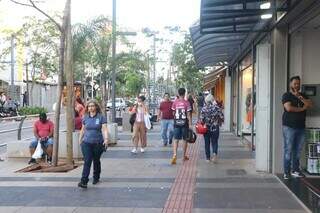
(78, 125, 85, 144)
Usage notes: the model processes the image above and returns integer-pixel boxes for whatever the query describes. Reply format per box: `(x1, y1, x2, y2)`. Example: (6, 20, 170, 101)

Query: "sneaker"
(211, 155, 218, 163)
(131, 148, 137, 154)
(291, 171, 305, 178)
(183, 156, 189, 161)
(47, 157, 52, 164)
(205, 159, 211, 163)
(171, 156, 177, 165)
(140, 148, 145, 153)
(92, 179, 100, 185)
(283, 173, 291, 180)
(28, 158, 36, 164)
(78, 182, 87, 188)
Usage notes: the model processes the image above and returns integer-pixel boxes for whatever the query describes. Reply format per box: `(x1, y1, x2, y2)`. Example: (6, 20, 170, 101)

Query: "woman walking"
(131, 96, 149, 154)
(200, 94, 224, 163)
(78, 100, 109, 188)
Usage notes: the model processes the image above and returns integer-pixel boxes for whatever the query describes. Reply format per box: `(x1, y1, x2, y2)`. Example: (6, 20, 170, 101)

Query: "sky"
(0, 0, 200, 31)
(0, 0, 201, 80)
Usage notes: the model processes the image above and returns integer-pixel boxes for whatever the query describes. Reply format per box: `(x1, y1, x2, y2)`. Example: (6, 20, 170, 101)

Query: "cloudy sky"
(0, 0, 201, 79)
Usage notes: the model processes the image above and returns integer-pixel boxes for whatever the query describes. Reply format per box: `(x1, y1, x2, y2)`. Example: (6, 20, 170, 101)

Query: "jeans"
(203, 126, 219, 160)
(283, 125, 305, 174)
(29, 137, 54, 148)
(81, 142, 104, 184)
(161, 119, 174, 145)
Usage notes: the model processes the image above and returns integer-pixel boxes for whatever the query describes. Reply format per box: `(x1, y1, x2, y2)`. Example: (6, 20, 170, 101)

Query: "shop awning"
(203, 66, 227, 90)
(191, 0, 276, 68)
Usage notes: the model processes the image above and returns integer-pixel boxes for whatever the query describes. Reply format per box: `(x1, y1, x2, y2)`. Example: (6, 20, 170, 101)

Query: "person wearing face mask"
(282, 76, 313, 179)
(131, 95, 149, 153)
(28, 112, 54, 164)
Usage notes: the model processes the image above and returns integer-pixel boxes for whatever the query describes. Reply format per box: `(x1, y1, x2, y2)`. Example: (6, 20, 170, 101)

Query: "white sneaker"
(131, 148, 137, 154)
(140, 148, 145, 153)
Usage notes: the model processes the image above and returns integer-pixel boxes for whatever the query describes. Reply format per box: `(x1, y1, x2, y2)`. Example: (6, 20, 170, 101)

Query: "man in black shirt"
(282, 76, 313, 179)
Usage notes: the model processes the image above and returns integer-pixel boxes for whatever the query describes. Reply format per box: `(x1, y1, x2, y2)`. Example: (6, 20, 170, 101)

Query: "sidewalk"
(0, 124, 310, 213)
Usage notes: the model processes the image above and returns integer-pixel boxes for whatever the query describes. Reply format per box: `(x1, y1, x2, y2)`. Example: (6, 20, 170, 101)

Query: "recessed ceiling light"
(261, 14, 273, 19)
(260, 2, 271, 9)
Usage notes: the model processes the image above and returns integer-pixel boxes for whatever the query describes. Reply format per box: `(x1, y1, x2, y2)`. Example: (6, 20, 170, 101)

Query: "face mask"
(138, 102, 143, 106)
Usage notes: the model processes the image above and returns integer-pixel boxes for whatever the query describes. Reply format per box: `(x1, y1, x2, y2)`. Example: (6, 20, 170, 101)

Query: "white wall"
(290, 29, 320, 127)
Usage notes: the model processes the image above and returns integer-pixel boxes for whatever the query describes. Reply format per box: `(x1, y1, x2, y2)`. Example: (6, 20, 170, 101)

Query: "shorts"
(29, 138, 54, 148)
(173, 126, 188, 141)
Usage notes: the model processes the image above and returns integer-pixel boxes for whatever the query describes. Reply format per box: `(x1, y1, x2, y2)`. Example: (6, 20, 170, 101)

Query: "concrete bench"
(7, 131, 82, 159)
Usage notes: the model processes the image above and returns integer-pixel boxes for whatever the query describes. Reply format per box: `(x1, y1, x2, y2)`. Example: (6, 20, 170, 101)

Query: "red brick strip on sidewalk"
(162, 140, 200, 213)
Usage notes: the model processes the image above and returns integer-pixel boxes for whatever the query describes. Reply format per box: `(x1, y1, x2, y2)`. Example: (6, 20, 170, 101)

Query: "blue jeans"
(81, 143, 104, 184)
(29, 138, 54, 148)
(161, 119, 174, 145)
(283, 125, 305, 174)
(203, 126, 219, 160)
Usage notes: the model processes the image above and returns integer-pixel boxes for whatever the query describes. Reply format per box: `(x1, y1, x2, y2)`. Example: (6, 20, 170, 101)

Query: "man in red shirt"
(158, 93, 174, 146)
(29, 112, 54, 164)
(171, 88, 192, 165)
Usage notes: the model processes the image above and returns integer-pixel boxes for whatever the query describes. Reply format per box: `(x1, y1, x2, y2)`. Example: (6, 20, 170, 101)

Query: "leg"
(171, 127, 181, 164)
(132, 123, 140, 149)
(29, 138, 38, 156)
(92, 143, 104, 181)
(182, 127, 188, 159)
(161, 120, 168, 145)
(81, 143, 93, 184)
(203, 132, 211, 160)
(292, 129, 305, 172)
(140, 123, 147, 148)
(44, 138, 54, 158)
(212, 127, 220, 155)
(168, 120, 174, 144)
(283, 126, 294, 174)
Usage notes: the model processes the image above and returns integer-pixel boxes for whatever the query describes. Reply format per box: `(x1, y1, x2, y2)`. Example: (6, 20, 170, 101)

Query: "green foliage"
(18, 106, 48, 116)
(171, 34, 204, 92)
(0, 16, 60, 79)
(124, 71, 145, 97)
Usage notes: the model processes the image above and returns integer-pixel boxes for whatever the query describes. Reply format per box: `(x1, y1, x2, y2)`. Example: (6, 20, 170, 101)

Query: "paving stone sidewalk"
(0, 124, 310, 213)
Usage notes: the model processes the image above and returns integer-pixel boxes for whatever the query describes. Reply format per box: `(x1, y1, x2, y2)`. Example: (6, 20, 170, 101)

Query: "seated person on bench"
(29, 112, 54, 164)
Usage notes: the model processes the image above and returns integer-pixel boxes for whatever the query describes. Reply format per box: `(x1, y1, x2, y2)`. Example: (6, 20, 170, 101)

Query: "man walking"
(282, 76, 312, 179)
(158, 93, 174, 146)
(171, 88, 192, 165)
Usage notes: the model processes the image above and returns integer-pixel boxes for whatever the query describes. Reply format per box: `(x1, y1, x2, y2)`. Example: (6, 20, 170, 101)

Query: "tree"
(171, 34, 204, 92)
(0, 16, 60, 105)
(9, 0, 73, 167)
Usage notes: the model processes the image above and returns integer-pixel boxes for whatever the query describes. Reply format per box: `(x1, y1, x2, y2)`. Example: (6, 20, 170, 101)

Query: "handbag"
(32, 140, 43, 159)
(185, 128, 197, 143)
(129, 113, 136, 125)
(144, 114, 152, 129)
(195, 121, 208, 134)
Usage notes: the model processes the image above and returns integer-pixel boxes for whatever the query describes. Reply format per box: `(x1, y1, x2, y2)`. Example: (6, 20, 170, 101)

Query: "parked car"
(106, 98, 126, 111)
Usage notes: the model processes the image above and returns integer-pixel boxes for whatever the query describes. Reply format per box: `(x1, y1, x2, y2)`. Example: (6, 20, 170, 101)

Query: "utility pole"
(111, 0, 117, 123)
(10, 35, 15, 99)
(152, 34, 156, 114)
(146, 54, 151, 105)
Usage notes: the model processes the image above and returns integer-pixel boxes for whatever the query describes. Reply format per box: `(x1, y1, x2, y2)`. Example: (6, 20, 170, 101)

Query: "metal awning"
(191, 0, 278, 68)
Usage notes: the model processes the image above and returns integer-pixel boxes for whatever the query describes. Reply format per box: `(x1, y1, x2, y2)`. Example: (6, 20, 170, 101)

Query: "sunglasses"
(88, 105, 95, 107)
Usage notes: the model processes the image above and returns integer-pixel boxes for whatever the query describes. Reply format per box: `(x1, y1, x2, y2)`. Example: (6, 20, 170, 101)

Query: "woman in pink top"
(131, 96, 149, 154)
(75, 97, 85, 118)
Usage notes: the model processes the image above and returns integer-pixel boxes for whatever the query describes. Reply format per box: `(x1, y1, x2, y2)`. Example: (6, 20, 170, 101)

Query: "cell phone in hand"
(102, 144, 108, 152)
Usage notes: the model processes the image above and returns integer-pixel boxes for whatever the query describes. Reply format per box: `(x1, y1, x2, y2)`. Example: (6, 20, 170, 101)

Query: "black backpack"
(174, 108, 187, 127)
(185, 129, 197, 143)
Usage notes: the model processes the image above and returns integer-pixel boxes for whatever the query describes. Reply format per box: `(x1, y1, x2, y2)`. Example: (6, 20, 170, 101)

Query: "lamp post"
(111, 0, 117, 123)
(111, 0, 137, 122)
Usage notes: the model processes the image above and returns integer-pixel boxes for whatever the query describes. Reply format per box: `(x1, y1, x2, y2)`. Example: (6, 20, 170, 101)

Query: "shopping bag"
(195, 121, 208, 134)
(32, 140, 43, 159)
(144, 114, 152, 130)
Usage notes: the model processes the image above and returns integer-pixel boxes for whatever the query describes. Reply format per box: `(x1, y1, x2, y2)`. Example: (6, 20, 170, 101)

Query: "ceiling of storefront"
(191, 0, 278, 68)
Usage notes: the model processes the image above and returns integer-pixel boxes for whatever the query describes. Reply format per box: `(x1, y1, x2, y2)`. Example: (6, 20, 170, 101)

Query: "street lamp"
(111, 0, 137, 122)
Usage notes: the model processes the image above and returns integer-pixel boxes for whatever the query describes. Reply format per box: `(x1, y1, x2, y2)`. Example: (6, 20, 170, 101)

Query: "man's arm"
(33, 124, 40, 140)
(283, 102, 307, 112)
(188, 111, 192, 127)
(102, 124, 109, 146)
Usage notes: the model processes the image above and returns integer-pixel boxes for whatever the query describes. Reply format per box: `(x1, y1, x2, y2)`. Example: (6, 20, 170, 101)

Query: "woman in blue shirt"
(78, 100, 109, 188)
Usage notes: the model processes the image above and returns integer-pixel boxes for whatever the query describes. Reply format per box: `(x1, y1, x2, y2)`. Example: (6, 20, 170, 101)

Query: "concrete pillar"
(122, 112, 131, 131)
(107, 123, 118, 145)
(223, 73, 232, 132)
(255, 44, 272, 172)
(271, 27, 289, 174)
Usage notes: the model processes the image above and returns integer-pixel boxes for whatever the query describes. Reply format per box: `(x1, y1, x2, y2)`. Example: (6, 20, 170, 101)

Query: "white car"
(107, 98, 126, 111)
